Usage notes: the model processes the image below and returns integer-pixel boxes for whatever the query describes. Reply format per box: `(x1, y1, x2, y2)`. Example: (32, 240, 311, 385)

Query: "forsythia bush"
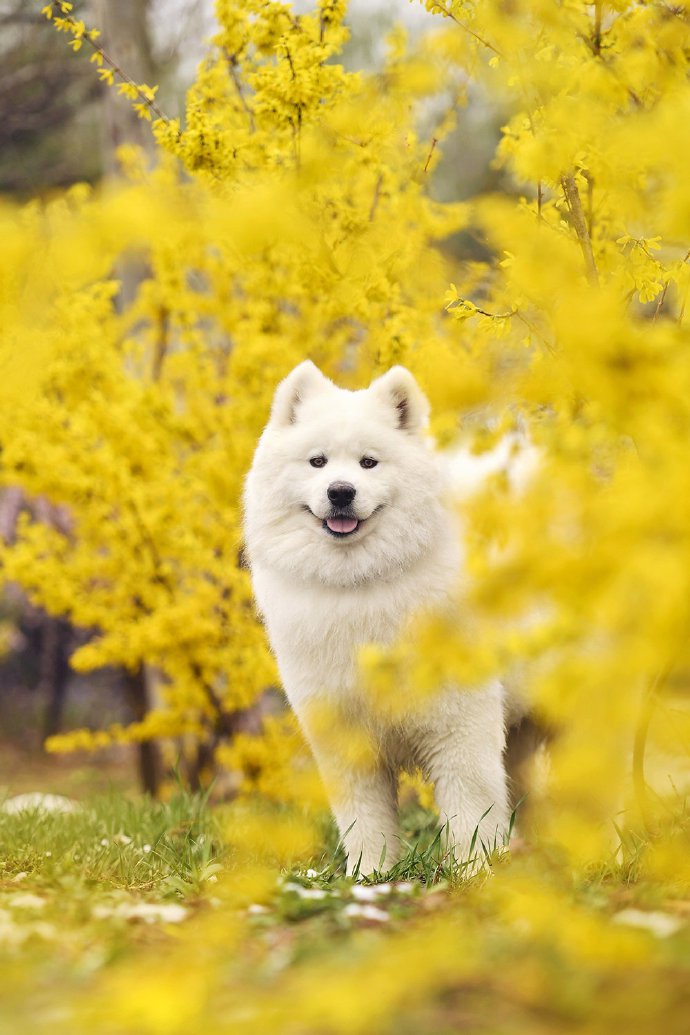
(4, 0, 462, 778)
(1, 0, 688, 861)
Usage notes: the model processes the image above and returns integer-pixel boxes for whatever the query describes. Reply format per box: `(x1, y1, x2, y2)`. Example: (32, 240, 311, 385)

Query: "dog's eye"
(360, 457, 378, 469)
(309, 455, 328, 468)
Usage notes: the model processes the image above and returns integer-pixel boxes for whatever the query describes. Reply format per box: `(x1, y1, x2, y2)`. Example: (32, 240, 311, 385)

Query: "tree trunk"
(123, 666, 162, 797)
(41, 617, 72, 741)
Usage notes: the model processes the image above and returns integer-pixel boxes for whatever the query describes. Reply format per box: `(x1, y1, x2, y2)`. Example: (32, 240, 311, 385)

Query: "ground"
(1, 745, 689, 1034)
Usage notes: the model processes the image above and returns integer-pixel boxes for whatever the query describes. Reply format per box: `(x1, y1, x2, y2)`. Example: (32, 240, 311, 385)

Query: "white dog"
(243, 362, 510, 874)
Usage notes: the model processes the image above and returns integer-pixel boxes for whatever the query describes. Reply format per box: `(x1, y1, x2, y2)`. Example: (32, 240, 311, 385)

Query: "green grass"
(0, 792, 504, 951)
(0, 789, 224, 896)
(285, 798, 522, 894)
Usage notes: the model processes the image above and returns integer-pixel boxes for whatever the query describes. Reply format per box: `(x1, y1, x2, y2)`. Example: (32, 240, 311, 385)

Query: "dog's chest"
(255, 568, 423, 695)
(274, 578, 407, 649)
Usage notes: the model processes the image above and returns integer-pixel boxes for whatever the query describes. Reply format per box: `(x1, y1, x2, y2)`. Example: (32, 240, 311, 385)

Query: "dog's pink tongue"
(327, 516, 358, 534)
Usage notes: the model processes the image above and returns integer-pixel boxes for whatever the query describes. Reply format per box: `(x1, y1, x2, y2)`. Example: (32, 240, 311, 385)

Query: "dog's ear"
(269, 361, 331, 426)
(369, 366, 429, 433)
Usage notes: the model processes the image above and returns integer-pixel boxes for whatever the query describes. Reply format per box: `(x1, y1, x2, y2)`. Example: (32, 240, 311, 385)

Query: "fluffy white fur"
(244, 361, 509, 874)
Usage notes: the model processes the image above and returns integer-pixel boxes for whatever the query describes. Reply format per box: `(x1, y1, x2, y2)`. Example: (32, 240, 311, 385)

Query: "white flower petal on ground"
(92, 901, 188, 924)
(613, 909, 683, 938)
(1, 793, 79, 815)
(351, 884, 393, 902)
(283, 883, 328, 900)
(343, 904, 389, 922)
(6, 893, 46, 910)
(0, 908, 57, 946)
(0, 908, 24, 946)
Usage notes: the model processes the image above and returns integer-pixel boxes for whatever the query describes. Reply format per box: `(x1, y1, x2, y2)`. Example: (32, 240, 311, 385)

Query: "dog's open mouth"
(324, 515, 360, 537)
(303, 503, 383, 538)
(324, 515, 360, 538)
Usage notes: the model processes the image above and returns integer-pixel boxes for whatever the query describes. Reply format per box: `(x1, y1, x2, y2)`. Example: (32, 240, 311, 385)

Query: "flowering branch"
(40, 1, 169, 123)
(561, 173, 600, 286)
(427, 1, 502, 58)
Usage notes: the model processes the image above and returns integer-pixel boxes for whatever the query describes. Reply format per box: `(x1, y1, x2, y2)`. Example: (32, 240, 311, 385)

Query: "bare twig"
(190, 662, 237, 739)
(283, 43, 296, 80)
(654, 249, 689, 322)
(593, 0, 602, 55)
(368, 173, 383, 222)
(151, 307, 169, 382)
(586, 172, 594, 241)
(561, 172, 599, 286)
(653, 281, 670, 321)
(423, 137, 439, 174)
(225, 50, 255, 131)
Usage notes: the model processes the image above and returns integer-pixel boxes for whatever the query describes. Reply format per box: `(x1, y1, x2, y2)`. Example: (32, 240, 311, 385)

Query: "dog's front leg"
(421, 684, 509, 871)
(296, 693, 400, 876)
(332, 765, 400, 876)
(310, 740, 400, 876)
(431, 752, 509, 871)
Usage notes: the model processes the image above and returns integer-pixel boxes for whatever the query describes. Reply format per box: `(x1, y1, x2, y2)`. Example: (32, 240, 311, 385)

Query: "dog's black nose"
(327, 481, 356, 507)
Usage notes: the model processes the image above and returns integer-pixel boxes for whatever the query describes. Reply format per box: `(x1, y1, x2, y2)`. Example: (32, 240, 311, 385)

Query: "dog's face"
(244, 362, 446, 586)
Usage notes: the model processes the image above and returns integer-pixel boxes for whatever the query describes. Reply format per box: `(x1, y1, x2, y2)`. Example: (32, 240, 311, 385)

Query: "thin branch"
(514, 309, 555, 351)
(446, 298, 516, 320)
(632, 664, 673, 834)
(151, 307, 169, 382)
(653, 281, 670, 322)
(368, 173, 383, 222)
(586, 172, 594, 241)
(423, 137, 439, 174)
(280, 43, 302, 166)
(190, 662, 237, 739)
(225, 50, 255, 131)
(44, 1, 170, 123)
(428, 1, 502, 58)
(593, 0, 602, 55)
(283, 43, 296, 80)
(561, 173, 600, 286)
(654, 250, 689, 322)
